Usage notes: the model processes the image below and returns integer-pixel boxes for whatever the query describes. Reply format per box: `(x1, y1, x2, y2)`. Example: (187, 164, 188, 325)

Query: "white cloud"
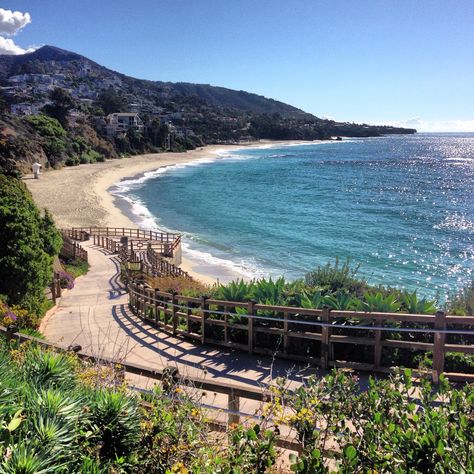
(0, 8, 34, 55)
(0, 36, 35, 55)
(0, 8, 31, 36)
(373, 118, 474, 133)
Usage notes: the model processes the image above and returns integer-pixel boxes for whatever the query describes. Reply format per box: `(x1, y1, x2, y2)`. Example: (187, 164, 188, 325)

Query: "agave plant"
(0, 442, 61, 474)
(22, 346, 77, 390)
(88, 389, 140, 460)
(252, 277, 288, 305)
(357, 292, 401, 313)
(213, 279, 254, 302)
(321, 292, 358, 311)
(401, 291, 437, 314)
(26, 388, 83, 426)
(300, 290, 323, 309)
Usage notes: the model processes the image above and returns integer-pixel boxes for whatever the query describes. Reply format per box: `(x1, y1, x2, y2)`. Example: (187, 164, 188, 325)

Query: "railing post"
(373, 315, 383, 371)
(201, 296, 209, 344)
(51, 275, 57, 304)
(55, 272, 62, 299)
(283, 311, 289, 355)
(172, 292, 178, 334)
(247, 300, 256, 355)
(228, 388, 240, 426)
(320, 306, 331, 370)
(432, 310, 446, 384)
(154, 288, 159, 327)
(139, 283, 145, 319)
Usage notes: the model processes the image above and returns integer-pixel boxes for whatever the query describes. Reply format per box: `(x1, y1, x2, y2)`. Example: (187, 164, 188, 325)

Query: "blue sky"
(1, 0, 474, 131)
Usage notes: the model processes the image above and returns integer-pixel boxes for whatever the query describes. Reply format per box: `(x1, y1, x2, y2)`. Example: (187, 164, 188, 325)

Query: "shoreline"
(25, 140, 313, 284)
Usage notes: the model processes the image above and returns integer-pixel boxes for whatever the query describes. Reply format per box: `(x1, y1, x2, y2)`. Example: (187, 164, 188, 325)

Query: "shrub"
(61, 259, 89, 278)
(57, 270, 74, 290)
(447, 280, 474, 315)
(22, 346, 77, 390)
(0, 175, 61, 315)
(304, 258, 367, 295)
(65, 156, 79, 166)
(87, 389, 140, 460)
(148, 275, 209, 296)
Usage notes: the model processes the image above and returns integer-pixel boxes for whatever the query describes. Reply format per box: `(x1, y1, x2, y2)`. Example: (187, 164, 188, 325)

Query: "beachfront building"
(106, 112, 144, 137)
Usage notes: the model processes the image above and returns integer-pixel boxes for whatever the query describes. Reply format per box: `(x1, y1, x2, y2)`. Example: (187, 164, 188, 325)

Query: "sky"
(1, 0, 474, 132)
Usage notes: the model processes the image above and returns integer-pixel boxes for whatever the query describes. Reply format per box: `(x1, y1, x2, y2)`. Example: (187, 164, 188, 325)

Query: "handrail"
(85, 230, 190, 279)
(128, 281, 474, 382)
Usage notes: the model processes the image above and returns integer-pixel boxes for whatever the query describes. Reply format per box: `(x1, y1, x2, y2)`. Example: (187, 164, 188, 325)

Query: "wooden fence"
(60, 234, 88, 262)
(90, 232, 190, 279)
(128, 281, 474, 383)
(64, 227, 180, 251)
(64, 227, 187, 279)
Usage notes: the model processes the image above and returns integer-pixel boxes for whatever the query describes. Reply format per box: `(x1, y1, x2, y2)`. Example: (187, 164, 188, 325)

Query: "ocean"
(112, 134, 474, 299)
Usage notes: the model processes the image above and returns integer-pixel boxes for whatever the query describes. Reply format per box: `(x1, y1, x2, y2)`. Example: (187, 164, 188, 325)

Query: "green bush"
(88, 389, 140, 460)
(304, 258, 367, 295)
(0, 175, 62, 315)
(447, 280, 474, 315)
(61, 259, 90, 278)
(65, 156, 79, 166)
(275, 369, 474, 473)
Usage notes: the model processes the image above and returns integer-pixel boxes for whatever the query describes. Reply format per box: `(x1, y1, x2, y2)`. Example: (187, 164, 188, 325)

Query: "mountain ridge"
(0, 45, 416, 174)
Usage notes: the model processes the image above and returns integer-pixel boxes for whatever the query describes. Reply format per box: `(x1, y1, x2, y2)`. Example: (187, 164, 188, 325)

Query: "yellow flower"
(171, 462, 189, 474)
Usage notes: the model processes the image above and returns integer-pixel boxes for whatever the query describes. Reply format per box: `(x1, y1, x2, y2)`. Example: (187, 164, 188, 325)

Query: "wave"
(111, 187, 272, 281)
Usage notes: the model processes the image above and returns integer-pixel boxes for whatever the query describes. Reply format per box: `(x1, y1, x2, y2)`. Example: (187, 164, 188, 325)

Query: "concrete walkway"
(43, 241, 317, 398)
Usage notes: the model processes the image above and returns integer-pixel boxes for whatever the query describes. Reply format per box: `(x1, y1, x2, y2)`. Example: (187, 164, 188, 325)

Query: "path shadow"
(98, 239, 321, 389)
(107, 257, 127, 299)
(111, 303, 316, 389)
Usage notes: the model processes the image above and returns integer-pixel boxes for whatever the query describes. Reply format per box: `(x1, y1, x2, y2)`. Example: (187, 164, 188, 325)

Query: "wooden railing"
(86, 230, 190, 279)
(66, 227, 179, 244)
(60, 234, 88, 262)
(128, 281, 474, 383)
(145, 245, 190, 279)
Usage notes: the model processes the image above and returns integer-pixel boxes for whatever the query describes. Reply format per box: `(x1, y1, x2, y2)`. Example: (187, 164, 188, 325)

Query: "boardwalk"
(43, 241, 316, 409)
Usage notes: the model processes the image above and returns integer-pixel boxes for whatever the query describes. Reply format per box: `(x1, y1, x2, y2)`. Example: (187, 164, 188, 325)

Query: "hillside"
(0, 45, 416, 173)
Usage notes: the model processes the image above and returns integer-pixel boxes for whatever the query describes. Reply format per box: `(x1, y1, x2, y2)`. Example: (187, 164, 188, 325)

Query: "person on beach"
(32, 162, 42, 179)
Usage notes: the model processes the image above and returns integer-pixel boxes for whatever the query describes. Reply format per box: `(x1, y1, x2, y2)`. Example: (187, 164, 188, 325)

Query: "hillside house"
(10, 102, 41, 116)
(106, 112, 144, 137)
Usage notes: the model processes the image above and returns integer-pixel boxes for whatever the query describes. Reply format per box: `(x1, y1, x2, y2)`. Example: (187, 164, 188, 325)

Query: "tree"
(0, 175, 62, 314)
(146, 118, 169, 148)
(96, 88, 127, 115)
(43, 87, 75, 128)
(0, 136, 22, 178)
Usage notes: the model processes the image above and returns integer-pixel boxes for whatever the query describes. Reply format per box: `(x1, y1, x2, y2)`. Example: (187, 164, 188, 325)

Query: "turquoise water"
(115, 134, 474, 298)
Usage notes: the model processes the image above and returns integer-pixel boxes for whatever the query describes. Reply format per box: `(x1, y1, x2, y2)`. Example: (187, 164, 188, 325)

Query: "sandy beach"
(25, 141, 307, 283)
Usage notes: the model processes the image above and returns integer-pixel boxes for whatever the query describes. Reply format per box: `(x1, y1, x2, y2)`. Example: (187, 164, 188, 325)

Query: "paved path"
(43, 241, 317, 400)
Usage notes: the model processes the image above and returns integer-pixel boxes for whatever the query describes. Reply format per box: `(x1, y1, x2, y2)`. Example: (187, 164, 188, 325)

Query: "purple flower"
(5, 311, 17, 321)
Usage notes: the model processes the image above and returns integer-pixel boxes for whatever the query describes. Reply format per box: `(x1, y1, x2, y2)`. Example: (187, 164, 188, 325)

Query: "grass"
(61, 259, 90, 279)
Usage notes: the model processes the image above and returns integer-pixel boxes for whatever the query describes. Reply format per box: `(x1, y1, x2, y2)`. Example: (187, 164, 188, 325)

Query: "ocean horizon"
(111, 133, 474, 300)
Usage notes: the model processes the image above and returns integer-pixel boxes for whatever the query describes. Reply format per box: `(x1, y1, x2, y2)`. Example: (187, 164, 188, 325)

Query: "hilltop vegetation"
(0, 45, 415, 173)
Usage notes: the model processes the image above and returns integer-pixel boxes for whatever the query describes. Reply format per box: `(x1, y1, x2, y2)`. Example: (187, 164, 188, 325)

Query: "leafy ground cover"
(0, 338, 472, 473)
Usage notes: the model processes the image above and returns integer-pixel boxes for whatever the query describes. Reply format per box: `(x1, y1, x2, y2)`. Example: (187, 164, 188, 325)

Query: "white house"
(106, 112, 144, 137)
(10, 103, 41, 116)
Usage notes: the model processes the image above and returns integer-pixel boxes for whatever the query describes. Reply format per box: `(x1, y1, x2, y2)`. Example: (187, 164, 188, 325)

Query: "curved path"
(43, 241, 317, 400)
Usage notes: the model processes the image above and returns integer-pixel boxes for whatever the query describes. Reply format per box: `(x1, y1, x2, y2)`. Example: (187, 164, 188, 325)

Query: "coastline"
(25, 140, 312, 284)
